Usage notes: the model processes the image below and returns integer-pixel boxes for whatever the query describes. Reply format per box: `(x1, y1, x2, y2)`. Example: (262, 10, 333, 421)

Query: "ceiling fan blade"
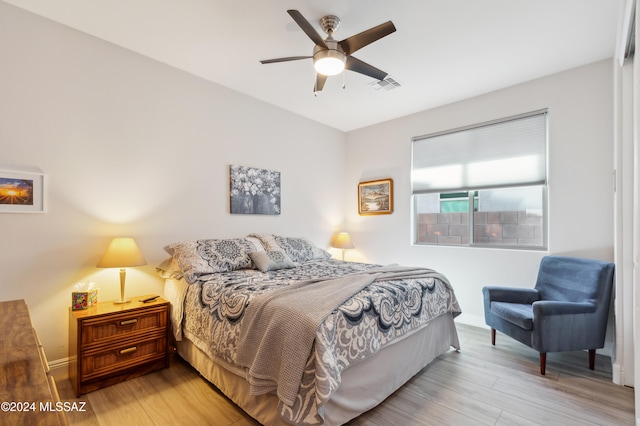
(287, 10, 327, 48)
(314, 73, 328, 92)
(339, 21, 396, 56)
(345, 56, 388, 81)
(260, 56, 312, 64)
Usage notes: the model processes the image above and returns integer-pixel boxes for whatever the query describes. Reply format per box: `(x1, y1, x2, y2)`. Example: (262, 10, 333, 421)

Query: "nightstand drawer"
(81, 332, 167, 381)
(81, 306, 167, 346)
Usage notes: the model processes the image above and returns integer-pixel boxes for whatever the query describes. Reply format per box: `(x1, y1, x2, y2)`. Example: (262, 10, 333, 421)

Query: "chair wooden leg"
(589, 349, 595, 370)
(539, 353, 546, 375)
(491, 328, 496, 345)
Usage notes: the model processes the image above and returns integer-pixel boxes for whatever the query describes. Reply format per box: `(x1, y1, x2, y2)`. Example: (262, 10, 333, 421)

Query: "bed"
(159, 233, 461, 425)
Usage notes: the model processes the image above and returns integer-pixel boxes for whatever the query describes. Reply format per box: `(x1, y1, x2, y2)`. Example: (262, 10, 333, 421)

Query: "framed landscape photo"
(0, 168, 46, 213)
(358, 178, 393, 215)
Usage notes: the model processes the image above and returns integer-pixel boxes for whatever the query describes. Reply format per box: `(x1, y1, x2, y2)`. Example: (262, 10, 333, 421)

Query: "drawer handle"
(119, 319, 138, 326)
(119, 346, 137, 355)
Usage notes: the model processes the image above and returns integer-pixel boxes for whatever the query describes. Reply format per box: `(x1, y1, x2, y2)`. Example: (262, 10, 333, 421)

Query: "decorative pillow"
(249, 250, 296, 272)
(156, 257, 184, 280)
(247, 233, 280, 251)
(247, 233, 331, 264)
(245, 236, 266, 252)
(165, 238, 257, 283)
(273, 235, 331, 263)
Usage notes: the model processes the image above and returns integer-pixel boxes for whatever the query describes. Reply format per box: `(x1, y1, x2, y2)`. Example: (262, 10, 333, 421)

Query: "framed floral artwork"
(0, 168, 46, 213)
(230, 165, 281, 215)
(358, 178, 393, 215)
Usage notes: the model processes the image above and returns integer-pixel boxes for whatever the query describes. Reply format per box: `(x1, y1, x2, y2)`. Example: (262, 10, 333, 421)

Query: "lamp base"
(114, 268, 131, 305)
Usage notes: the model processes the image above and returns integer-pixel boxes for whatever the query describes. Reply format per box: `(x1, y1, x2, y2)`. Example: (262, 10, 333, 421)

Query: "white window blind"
(411, 110, 547, 194)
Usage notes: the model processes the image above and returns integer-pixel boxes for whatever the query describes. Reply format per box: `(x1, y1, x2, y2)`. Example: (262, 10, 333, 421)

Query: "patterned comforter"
(181, 259, 461, 425)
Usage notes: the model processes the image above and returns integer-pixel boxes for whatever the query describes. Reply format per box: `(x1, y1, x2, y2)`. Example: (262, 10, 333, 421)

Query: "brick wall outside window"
(416, 210, 543, 247)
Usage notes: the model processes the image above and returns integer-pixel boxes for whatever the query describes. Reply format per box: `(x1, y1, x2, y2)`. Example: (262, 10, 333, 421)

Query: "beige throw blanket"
(235, 265, 451, 407)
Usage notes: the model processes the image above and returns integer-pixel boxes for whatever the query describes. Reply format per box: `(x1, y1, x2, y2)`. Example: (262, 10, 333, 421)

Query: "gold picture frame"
(358, 178, 393, 215)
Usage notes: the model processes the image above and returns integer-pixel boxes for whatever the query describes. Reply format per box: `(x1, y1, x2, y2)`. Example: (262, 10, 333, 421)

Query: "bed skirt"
(177, 312, 459, 426)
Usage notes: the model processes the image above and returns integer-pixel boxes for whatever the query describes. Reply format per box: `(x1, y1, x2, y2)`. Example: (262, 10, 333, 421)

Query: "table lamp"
(331, 232, 355, 261)
(97, 237, 147, 304)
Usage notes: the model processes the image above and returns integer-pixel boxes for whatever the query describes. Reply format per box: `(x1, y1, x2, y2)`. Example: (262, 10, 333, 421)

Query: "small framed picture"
(0, 168, 46, 213)
(358, 178, 393, 215)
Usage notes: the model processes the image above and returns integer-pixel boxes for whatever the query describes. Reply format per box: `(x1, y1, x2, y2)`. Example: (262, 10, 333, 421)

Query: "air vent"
(370, 77, 402, 91)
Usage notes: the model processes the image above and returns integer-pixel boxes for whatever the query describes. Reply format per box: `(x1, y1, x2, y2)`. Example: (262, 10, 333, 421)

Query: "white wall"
(0, 3, 347, 361)
(345, 60, 615, 330)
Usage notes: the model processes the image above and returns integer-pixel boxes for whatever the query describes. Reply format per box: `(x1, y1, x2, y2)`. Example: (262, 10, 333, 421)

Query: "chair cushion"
(491, 302, 533, 330)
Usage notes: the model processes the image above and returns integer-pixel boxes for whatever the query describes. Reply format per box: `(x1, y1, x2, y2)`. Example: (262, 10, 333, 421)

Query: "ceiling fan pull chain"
(342, 70, 346, 89)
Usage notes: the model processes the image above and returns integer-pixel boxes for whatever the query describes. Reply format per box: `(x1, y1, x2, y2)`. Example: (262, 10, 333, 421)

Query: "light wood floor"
(59, 324, 635, 425)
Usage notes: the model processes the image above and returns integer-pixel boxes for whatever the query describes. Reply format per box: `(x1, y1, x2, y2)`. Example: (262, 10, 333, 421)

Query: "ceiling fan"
(260, 10, 396, 92)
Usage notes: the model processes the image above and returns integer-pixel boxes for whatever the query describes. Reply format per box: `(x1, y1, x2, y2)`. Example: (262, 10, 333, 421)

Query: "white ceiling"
(4, 0, 622, 132)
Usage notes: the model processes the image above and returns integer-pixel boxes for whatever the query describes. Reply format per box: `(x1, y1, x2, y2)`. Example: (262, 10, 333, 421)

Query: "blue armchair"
(482, 256, 614, 375)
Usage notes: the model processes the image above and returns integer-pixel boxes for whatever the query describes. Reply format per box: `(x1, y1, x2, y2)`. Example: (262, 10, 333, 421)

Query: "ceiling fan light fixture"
(314, 49, 346, 76)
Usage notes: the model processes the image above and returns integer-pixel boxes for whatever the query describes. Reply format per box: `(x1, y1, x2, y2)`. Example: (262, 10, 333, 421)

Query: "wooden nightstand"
(68, 295, 170, 396)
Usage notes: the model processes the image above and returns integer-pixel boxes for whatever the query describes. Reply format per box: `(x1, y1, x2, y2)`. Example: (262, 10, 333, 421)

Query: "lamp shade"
(97, 237, 147, 268)
(331, 232, 355, 249)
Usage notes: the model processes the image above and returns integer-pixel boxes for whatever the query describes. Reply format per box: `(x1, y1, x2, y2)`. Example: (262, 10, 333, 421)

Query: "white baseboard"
(454, 313, 487, 329)
(612, 362, 622, 385)
(49, 357, 70, 382)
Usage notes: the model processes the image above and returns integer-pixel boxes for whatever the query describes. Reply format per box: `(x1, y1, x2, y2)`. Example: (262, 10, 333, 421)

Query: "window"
(411, 110, 548, 249)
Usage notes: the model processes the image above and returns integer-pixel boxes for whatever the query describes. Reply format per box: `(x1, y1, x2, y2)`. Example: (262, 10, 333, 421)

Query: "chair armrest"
(531, 300, 602, 353)
(482, 286, 539, 304)
(533, 300, 597, 316)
